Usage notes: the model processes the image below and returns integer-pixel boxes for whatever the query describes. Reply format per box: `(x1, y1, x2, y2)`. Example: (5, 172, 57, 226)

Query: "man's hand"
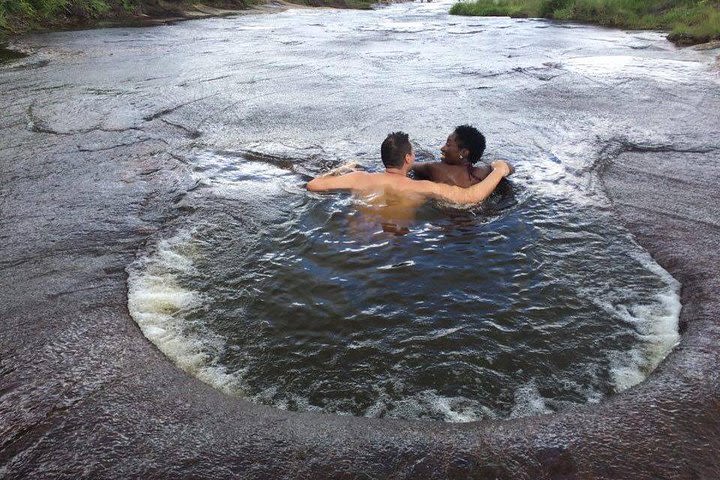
(491, 160, 512, 177)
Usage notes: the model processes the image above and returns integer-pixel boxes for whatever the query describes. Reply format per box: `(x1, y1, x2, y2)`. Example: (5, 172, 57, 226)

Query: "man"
(306, 131, 511, 206)
(412, 125, 508, 187)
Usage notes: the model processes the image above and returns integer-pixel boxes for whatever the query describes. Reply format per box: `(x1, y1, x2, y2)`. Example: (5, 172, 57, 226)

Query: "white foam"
(594, 248, 681, 392)
(401, 326, 464, 343)
(127, 230, 240, 395)
(364, 389, 495, 423)
(509, 380, 552, 419)
(377, 260, 416, 271)
(606, 289, 681, 392)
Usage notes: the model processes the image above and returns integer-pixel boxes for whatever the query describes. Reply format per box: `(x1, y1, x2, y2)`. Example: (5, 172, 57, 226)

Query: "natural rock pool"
(2, 0, 719, 476)
(92, 0, 718, 422)
(127, 149, 680, 421)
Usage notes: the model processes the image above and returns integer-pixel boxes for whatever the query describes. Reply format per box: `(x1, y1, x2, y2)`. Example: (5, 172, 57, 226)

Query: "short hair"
(454, 125, 486, 164)
(381, 131, 412, 169)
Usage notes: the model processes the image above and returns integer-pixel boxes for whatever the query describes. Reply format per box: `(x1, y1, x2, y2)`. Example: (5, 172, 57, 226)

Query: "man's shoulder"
(307, 170, 373, 191)
(399, 176, 451, 196)
(340, 170, 377, 188)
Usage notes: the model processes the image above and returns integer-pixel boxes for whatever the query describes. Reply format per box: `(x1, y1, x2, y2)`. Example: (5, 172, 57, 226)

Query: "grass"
(0, 0, 374, 36)
(0, 0, 116, 33)
(450, 0, 720, 45)
(289, 0, 375, 8)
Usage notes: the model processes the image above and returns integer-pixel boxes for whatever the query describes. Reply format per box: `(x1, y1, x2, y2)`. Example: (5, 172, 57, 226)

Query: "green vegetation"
(0, 0, 373, 38)
(450, 0, 720, 45)
(1, 0, 112, 33)
(287, 0, 374, 8)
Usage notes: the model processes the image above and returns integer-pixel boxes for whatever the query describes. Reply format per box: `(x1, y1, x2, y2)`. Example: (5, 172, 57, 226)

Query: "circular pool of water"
(127, 149, 679, 422)
(101, 0, 706, 424)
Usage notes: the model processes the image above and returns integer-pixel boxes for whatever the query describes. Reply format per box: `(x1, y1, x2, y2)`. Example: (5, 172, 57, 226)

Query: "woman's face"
(440, 133, 465, 165)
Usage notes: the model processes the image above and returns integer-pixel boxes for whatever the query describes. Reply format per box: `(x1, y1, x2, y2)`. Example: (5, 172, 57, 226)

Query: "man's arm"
(322, 161, 362, 177)
(306, 171, 367, 192)
(414, 161, 511, 204)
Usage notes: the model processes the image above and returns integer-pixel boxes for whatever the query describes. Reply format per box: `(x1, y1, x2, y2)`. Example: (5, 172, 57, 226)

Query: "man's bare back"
(352, 186, 423, 235)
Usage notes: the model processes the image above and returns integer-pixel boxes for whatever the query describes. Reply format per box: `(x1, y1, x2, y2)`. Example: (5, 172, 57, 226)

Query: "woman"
(412, 125, 511, 187)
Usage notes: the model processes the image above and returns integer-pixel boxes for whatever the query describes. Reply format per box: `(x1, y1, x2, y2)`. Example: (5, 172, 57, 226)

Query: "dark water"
(128, 148, 679, 422)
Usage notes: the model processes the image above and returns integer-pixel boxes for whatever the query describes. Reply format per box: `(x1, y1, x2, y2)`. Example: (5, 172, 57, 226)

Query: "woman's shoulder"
(470, 163, 492, 181)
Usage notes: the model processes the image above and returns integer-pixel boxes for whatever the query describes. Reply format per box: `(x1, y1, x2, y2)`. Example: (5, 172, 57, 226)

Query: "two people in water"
(306, 125, 512, 206)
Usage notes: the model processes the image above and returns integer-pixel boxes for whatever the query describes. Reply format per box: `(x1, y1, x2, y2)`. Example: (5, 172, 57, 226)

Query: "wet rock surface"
(1, 2, 720, 478)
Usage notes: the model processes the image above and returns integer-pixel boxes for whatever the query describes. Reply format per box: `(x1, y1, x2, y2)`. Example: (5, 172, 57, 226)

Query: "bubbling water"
(127, 151, 680, 422)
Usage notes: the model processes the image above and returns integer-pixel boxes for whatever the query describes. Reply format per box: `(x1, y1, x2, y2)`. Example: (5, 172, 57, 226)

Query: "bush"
(0, 0, 270, 34)
(539, 0, 571, 18)
(450, 0, 720, 44)
(1, 0, 113, 31)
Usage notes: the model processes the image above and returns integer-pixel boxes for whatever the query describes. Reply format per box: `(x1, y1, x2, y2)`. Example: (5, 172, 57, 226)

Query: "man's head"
(441, 125, 486, 165)
(381, 131, 414, 170)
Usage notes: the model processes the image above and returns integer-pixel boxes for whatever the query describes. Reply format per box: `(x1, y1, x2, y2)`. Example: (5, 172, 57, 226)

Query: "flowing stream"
(4, 0, 719, 422)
